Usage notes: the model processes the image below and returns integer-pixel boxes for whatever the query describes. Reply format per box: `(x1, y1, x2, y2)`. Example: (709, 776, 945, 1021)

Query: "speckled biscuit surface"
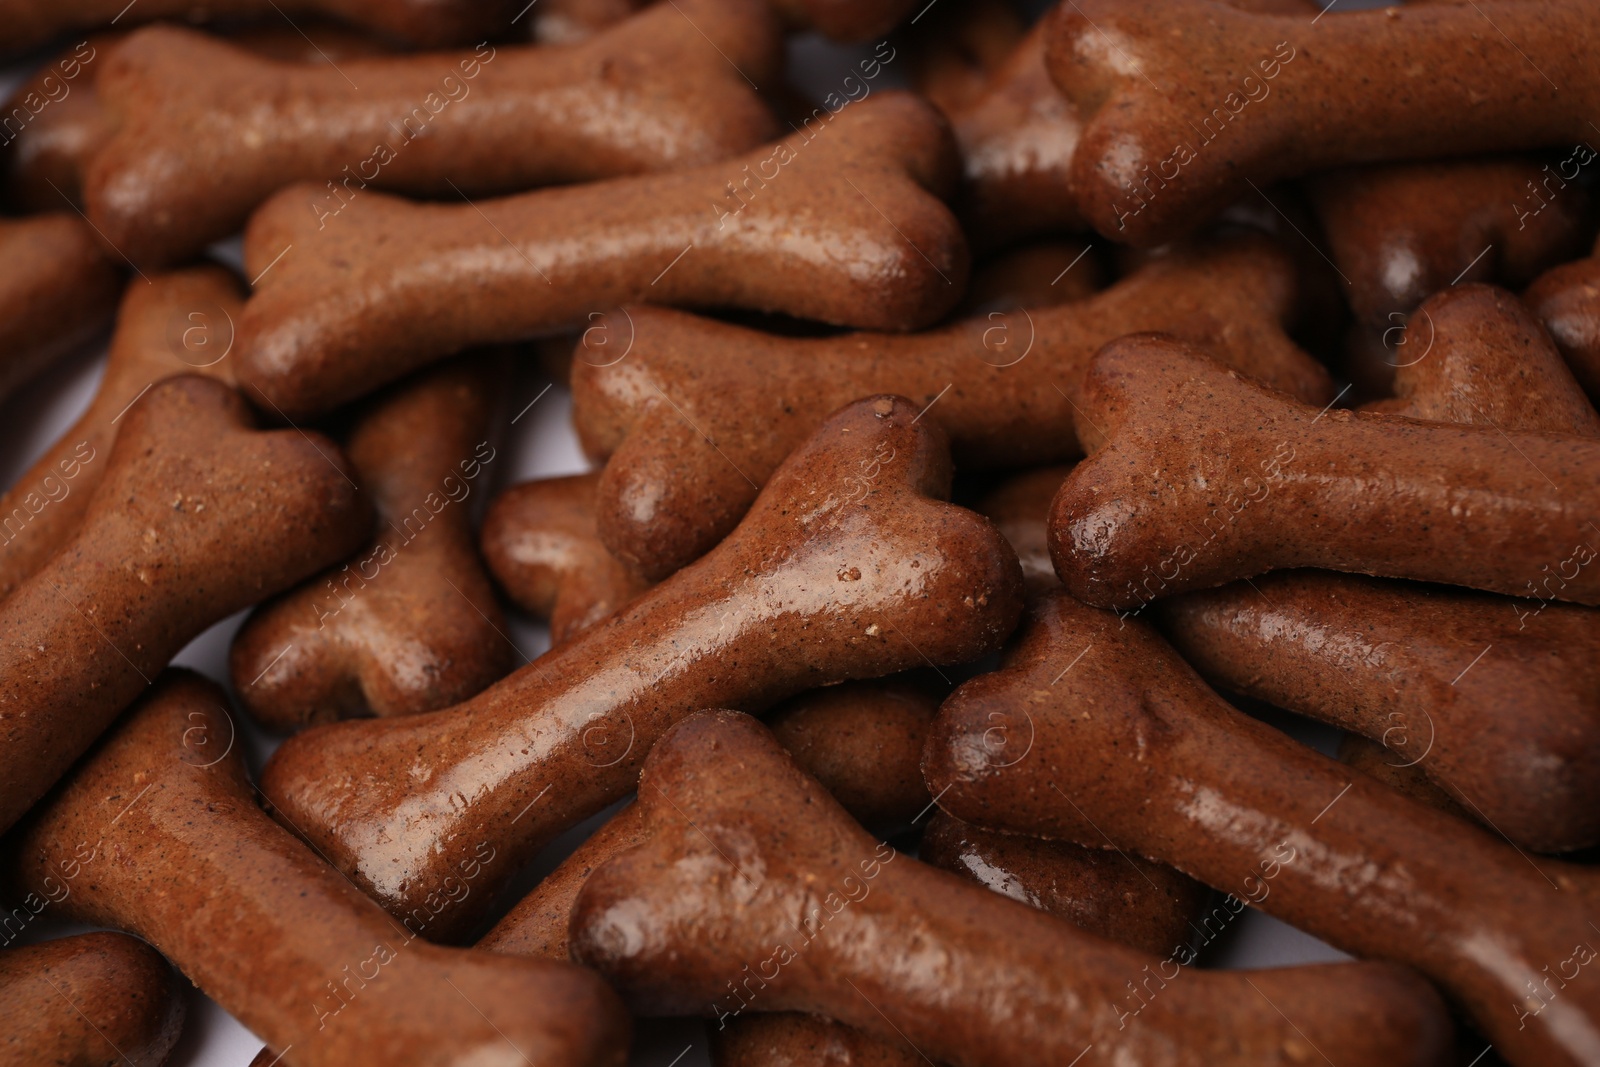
(260, 395, 1023, 940)
(571, 710, 1451, 1067)
(234, 92, 969, 417)
(1048, 0, 1600, 245)
(1048, 334, 1600, 607)
(576, 235, 1328, 579)
(924, 591, 1600, 1067)
(0, 214, 121, 408)
(0, 375, 370, 835)
(4, 670, 629, 1067)
(84, 0, 782, 266)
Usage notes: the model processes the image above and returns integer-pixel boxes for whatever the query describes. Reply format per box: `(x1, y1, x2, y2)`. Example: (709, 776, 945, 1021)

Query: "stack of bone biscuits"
(0, 0, 1597, 1064)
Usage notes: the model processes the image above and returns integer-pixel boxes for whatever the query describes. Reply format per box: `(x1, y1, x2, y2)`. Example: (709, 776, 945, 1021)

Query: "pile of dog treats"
(1, 0, 1598, 1064)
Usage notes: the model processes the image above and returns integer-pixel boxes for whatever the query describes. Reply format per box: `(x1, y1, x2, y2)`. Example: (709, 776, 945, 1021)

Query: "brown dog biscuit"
(925, 590, 1599, 1066)
(570, 709, 1453, 1067)
(974, 465, 1072, 596)
(576, 234, 1329, 580)
(0, 264, 239, 604)
(0, 0, 517, 56)
(1, 26, 392, 213)
(909, 0, 1027, 116)
(766, 676, 941, 829)
(1527, 234, 1600, 406)
(0, 375, 370, 834)
(0, 213, 121, 407)
(1308, 156, 1594, 334)
(920, 813, 1209, 958)
(86, 0, 782, 266)
(481, 472, 651, 646)
(230, 356, 513, 733)
(956, 239, 1101, 313)
(4, 670, 629, 1067)
(525, 0, 647, 45)
(713, 1013, 925, 1067)
(0, 932, 185, 1067)
(259, 395, 1023, 939)
(1048, 334, 1600, 608)
(1154, 286, 1600, 851)
(235, 91, 968, 418)
(1047, 0, 1600, 246)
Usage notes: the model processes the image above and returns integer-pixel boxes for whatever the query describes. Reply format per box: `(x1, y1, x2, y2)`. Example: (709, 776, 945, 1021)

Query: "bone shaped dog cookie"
(575, 234, 1330, 579)
(2, 25, 392, 212)
(0, 264, 241, 604)
(0, 213, 121, 408)
(0, 375, 370, 834)
(570, 710, 1452, 1067)
(1157, 285, 1600, 851)
(1308, 156, 1594, 332)
(481, 472, 651, 646)
(1048, 334, 1600, 608)
(260, 395, 1024, 939)
(1527, 231, 1600, 406)
(4, 670, 629, 1067)
(86, 0, 782, 266)
(0, 0, 516, 57)
(0, 932, 185, 1067)
(230, 356, 513, 733)
(925, 591, 1600, 1067)
(235, 91, 968, 418)
(1047, 0, 1600, 245)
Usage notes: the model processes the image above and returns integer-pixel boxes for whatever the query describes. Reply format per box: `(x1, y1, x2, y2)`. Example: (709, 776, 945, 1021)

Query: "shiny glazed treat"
(0, 376, 370, 835)
(480, 471, 651, 646)
(230, 356, 513, 732)
(0, 214, 121, 407)
(575, 235, 1330, 579)
(0, 0, 516, 56)
(1527, 232, 1600, 405)
(974, 465, 1072, 595)
(571, 710, 1453, 1067)
(1, 26, 391, 212)
(1047, 335, 1600, 608)
(235, 93, 969, 418)
(525, 0, 646, 44)
(924, 591, 1600, 1067)
(260, 395, 1024, 939)
(920, 812, 1209, 957)
(0, 932, 185, 1067)
(85, 0, 781, 266)
(1047, 0, 1600, 245)
(4, 671, 629, 1067)
(0, 264, 241, 603)
(1158, 286, 1600, 851)
(1308, 156, 1593, 330)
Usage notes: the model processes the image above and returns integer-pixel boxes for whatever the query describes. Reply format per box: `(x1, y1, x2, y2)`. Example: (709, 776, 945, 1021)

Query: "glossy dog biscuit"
(0, 264, 241, 604)
(2, 25, 392, 212)
(260, 395, 1023, 939)
(1527, 232, 1600, 406)
(0, 0, 516, 56)
(0, 375, 370, 835)
(0, 932, 185, 1067)
(1157, 286, 1600, 851)
(1048, 334, 1600, 608)
(570, 710, 1452, 1067)
(576, 234, 1330, 579)
(1047, 0, 1600, 245)
(86, 0, 782, 266)
(920, 813, 1208, 958)
(924, 591, 1598, 1067)
(480, 472, 651, 646)
(1308, 156, 1593, 332)
(230, 356, 512, 733)
(0, 213, 121, 408)
(1337, 734, 1473, 823)
(5, 670, 628, 1067)
(235, 92, 968, 418)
